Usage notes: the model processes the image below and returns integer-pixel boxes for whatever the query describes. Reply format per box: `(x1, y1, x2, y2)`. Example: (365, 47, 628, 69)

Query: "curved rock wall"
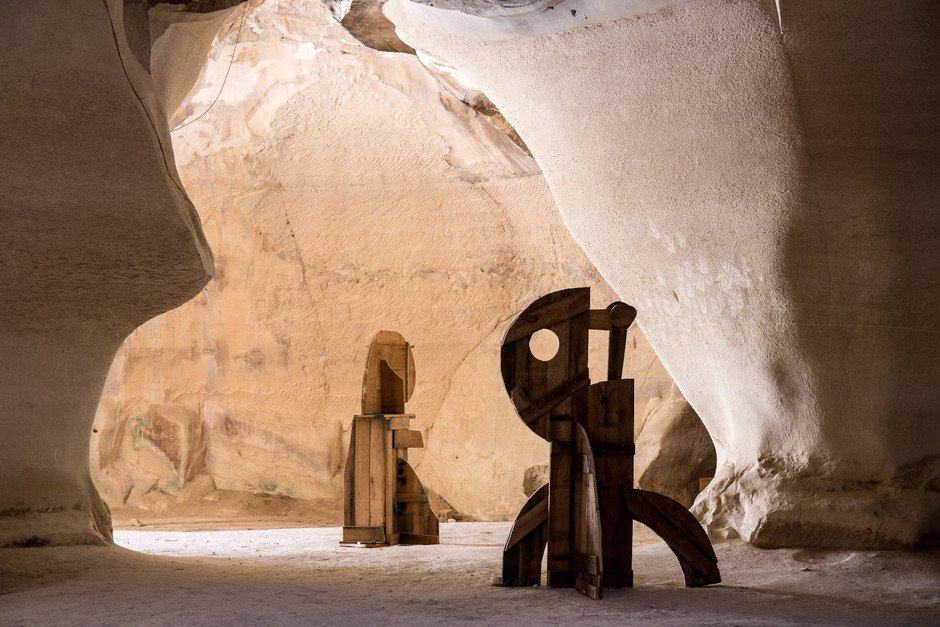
(0, 0, 213, 546)
(388, 0, 940, 547)
(92, 0, 711, 524)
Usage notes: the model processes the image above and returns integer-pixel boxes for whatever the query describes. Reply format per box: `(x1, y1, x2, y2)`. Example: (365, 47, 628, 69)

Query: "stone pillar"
(0, 0, 213, 546)
(387, 0, 939, 548)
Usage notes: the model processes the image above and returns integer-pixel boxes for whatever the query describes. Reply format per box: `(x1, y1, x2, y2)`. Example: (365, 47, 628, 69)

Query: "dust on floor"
(1, 522, 937, 625)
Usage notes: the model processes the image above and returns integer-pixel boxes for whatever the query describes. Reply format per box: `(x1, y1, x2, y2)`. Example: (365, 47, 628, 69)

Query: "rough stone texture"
(389, 0, 940, 547)
(635, 384, 716, 509)
(92, 0, 633, 523)
(92, 0, 712, 525)
(0, 0, 213, 546)
(2, 524, 938, 623)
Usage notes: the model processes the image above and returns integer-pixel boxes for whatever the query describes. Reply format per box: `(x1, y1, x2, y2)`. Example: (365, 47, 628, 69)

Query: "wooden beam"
(392, 429, 424, 449)
(504, 491, 549, 550)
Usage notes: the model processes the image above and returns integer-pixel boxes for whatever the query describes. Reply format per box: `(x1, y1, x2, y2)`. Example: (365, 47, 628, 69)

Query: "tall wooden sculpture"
(497, 288, 720, 599)
(341, 331, 439, 547)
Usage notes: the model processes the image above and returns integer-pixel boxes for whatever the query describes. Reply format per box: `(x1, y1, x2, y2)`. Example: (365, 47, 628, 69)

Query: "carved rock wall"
(92, 0, 712, 524)
(0, 0, 213, 546)
(388, 0, 940, 547)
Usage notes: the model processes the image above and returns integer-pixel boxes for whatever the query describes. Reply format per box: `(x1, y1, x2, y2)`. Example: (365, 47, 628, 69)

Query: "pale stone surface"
(0, 0, 213, 546)
(1, 524, 937, 623)
(93, 0, 711, 526)
(92, 0, 626, 524)
(388, 0, 940, 547)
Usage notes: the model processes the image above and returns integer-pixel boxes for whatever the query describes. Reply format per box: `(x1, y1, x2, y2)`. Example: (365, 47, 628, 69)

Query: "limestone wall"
(91, 0, 711, 525)
(387, 0, 940, 547)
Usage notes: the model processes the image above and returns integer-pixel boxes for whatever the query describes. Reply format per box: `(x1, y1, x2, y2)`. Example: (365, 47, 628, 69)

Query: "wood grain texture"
(361, 331, 415, 415)
(396, 459, 439, 545)
(623, 488, 721, 587)
(587, 379, 634, 588)
(500, 483, 548, 587)
(573, 423, 603, 600)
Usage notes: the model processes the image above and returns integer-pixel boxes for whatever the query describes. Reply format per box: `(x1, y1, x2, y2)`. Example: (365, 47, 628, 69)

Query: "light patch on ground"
(1, 523, 936, 624)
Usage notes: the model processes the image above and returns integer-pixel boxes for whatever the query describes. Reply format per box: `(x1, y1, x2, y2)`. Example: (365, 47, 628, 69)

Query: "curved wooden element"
(500, 482, 549, 587)
(501, 288, 590, 586)
(500, 288, 590, 442)
(573, 424, 603, 600)
(623, 488, 721, 587)
(361, 331, 416, 415)
(396, 459, 439, 545)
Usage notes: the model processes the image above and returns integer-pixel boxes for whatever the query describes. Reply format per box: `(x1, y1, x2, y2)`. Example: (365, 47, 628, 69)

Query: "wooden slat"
(399, 532, 439, 545)
(395, 493, 427, 503)
(516, 374, 590, 426)
(587, 380, 634, 588)
(623, 488, 721, 587)
(504, 489, 549, 550)
(343, 419, 356, 527)
(386, 415, 414, 430)
(588, 309, 611, 330)
(392, 429, 423, 449)
(500, 483, 549, 587)
(504, 289, 590, 343)
(395, 459, 439, 545)
(384, 423, 396, 539)
(572, 423, 603, 600)
(353, 416, 371, 525)
(341, 525, 385, 545)
(547, 440, 573, 588)
(368, 417, 386, 526)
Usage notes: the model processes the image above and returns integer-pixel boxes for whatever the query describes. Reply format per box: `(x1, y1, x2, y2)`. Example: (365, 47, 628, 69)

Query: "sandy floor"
(1, 522, 937, 625)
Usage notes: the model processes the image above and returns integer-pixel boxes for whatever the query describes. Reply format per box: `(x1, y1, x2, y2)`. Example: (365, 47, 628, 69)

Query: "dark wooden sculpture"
(342, 331, 439, 547)
(497, 288, 720, 599)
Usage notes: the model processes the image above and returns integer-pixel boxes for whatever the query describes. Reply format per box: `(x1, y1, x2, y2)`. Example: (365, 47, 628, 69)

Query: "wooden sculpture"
(497, 288, 720, 599)
(341, 331, 439, 547)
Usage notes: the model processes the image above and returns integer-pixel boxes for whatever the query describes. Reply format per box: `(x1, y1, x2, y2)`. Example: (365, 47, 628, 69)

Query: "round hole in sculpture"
(529, 328, 559, 361)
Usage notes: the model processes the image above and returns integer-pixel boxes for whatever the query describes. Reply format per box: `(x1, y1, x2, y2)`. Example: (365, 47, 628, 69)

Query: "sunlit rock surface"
(0, 0, 213, 546)
(388, 0, 940, 547)
(92, 0, 711, 525)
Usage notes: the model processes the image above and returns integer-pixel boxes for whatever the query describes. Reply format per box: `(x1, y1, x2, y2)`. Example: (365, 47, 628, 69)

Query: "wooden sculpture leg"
(573, 424, 604, 600)
(499, 483, 549, 587)
(623, 488, 721, 587)
(396, 459, 439, 545)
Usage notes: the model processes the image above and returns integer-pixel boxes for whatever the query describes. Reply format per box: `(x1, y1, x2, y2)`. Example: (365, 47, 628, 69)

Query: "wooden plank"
(392, 429, 423, 449)
(368, 416, 385, 527)
(341, 525, 385, 545)
(343, 419, 356, 527)
(386, 415, 414, 430)
(399, 532, 439, 545)
(395, 459, 439, 545)
(607, 324, 627, 382)
(573, 423, 603, 600)
(504, 489, 549, 550)
(623, 488, 721, 587)
(516, 374, 590, 426)
(500, 483, 548, 587)
(380, 359, 405, 414)
(353, 416, 371, 526)
(587, 379, 634, 588)
(504, 289, 590, 343)
(588, 309, 611, 330)
(385, 423, 396, 541)
(395, 493, 427, 503)
(547, 441, 573, 588)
